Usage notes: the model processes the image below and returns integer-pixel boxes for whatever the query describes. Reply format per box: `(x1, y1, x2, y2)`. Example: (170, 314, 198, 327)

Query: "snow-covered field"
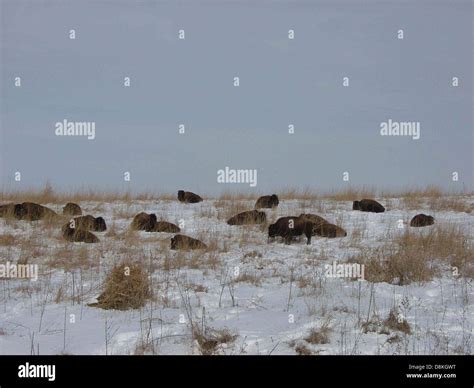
(0, 196, 472, 355)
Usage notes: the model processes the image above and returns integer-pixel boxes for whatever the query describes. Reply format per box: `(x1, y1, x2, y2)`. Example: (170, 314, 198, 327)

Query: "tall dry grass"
(0, 183, 176, 204)
(1, 183, 471, 203)
(350, 225, 474, 284)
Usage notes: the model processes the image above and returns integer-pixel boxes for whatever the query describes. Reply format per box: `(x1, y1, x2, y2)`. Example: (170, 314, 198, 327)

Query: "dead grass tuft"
(304, 319, 332, 344)
(382, 308, 411, 335)
(92, 263, 151, 310)
(193, 327, 237, 355)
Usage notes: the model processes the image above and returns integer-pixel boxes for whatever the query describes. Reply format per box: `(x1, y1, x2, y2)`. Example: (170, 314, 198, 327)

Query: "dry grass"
(217, 191, 258, 201)
(193, 326, 237, 355)
(234, 271, 262, 286)
(427, 197, 472, 213)
(320, 186, 376, 201)
(304, 319, 332, 345)
(382, 308, 411, 335)
(351, 225, 473, 284)
(0, 182, 176, 205)
(1, 183, 471, 204)
(381, 185, 445, 199)
(214, 199, 253, 221)
(91, 263, 151, 310)
(294, 343, 312, 355)
(0, 233, 16, 246)
(47, 244, 96, 270)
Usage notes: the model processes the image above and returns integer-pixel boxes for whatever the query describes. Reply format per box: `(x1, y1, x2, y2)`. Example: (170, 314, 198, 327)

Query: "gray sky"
(1, 0, 472, 195)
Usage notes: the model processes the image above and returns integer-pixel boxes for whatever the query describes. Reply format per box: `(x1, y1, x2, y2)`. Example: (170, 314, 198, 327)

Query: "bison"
(298, 213, 328, 227)
(62, 224, 99, 243)
(227, 210, 267, 225)
(255, 194, 279, 209)
(170, 234, 207, 250)
(131, 212, 157, 232)
(63, 202, 82, 216)
(178, 190, 203, 203)
(12, 202, 57, 221)
(352, 199, 385, 213)
(312, 223, 347, 238)
(268, 216, 315, 245)
(153, 221, 181, 233)
(410, 214, 434, 227)
(71, 215, 107, 232)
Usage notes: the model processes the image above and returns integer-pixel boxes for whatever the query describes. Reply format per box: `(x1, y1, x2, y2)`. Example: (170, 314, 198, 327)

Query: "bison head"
(94, 217, 107, 232)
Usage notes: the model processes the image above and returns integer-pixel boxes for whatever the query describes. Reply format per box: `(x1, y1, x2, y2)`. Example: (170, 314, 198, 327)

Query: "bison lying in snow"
(352, 199, 385, 213)
(227, 210, 266, 225)
(255, 194, 279, 209)
(170, 234, 207, 250)
(63, 202, 82, 216)
(62, 224, 99, 243)
(312, 223, 347, 238)
(178, 190, 203, 204)
(71, 215, 107, 232)
(410, 214, 434, 227)
(299, 214, 346, 238)
(153, 221, 180, 233)
(131, 212, 157, 231)
(131, 213, 180, 233)
(1, 202, 57, 221)
(268, 216, 315, 245)
(298, 213, 328, 227)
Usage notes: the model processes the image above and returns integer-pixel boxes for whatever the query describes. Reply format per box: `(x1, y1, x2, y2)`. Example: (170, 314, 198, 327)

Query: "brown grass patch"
(304, 319, 332, 345)
(294, 343, 312, 355)
(351, 225, 473, 284)
(382, 308, 411, 335)
(0, 233, 16, 246)
(91, 263, 151, 310)
(0, 182, 175, 204)
(193, 327, 237, 355)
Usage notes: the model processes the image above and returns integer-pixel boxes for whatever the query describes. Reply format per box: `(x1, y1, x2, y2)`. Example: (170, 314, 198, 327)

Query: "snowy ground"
(0, 196, 472, 355)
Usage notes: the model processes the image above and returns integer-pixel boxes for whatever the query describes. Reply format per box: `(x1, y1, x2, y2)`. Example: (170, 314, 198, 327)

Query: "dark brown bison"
(12, 202, 57, 221)
(227, 210, 267, 225)
(170, 234, 207, 250)
(153, 221, 181, 233)
(63, 202, 82, 216)
(178, 190, 203, 203)
(268, 216, 315, 245)
(312, 223, 347, 238)
(410, 214, 435, 227)
(255, 194, 279, 209)
(298, 213, 328, 227)
(71, 215, 107, 232)
(62, 224, 99, 243)
(352, 199, 385, 213)
(131, 212, 157, 231)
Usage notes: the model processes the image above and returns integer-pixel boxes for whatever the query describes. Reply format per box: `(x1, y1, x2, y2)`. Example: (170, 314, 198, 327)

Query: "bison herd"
(0, 191, 436, 249)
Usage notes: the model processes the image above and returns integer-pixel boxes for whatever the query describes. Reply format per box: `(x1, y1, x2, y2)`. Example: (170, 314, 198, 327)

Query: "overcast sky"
(0, 0, 472, 195)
